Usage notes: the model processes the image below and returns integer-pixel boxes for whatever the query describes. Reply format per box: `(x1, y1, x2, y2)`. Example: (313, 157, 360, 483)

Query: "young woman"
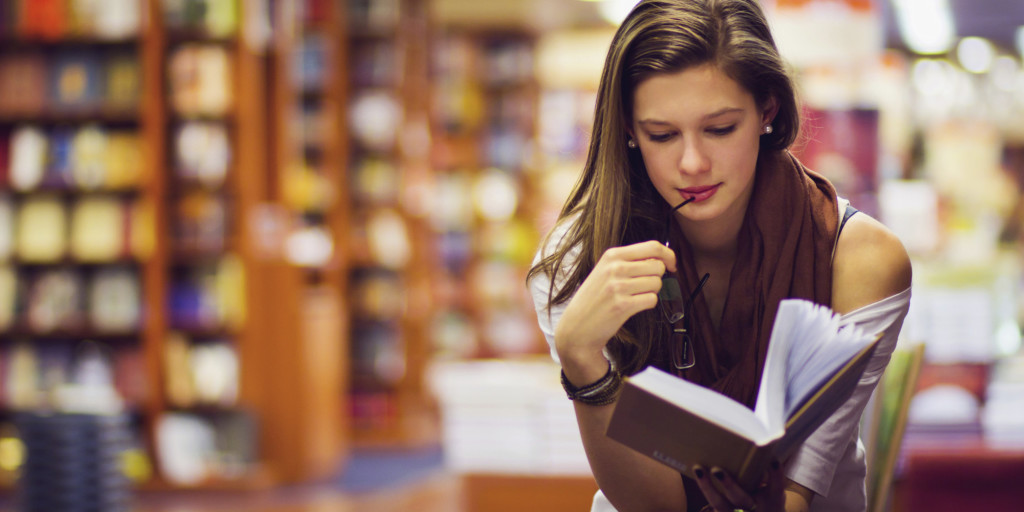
(527, 1, 912, 511)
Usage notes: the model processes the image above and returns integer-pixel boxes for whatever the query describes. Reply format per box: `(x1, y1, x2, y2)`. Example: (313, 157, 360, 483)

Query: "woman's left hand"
(692, 459, 786, 512)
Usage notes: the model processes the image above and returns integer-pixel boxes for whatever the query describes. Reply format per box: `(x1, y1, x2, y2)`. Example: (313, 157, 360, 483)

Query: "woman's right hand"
(554, 240, 676, 384)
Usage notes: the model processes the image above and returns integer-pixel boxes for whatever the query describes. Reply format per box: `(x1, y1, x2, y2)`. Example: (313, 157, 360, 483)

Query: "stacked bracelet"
(561, 360, 622, 406)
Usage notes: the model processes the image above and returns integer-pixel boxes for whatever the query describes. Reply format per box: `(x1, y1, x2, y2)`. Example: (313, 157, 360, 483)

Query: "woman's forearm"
(574, 401, 687, 512)
(562, 348, 686, 512)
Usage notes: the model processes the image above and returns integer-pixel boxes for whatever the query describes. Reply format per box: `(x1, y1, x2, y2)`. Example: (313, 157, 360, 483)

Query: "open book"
(606, 299, 880, 492)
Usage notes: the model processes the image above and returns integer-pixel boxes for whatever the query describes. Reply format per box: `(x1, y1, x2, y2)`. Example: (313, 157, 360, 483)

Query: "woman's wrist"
(557, 344, 609, 388)
(560, 358, 622, 406)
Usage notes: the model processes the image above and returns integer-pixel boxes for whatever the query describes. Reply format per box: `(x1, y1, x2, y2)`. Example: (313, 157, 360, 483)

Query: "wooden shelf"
(0, 108, 139, 124)
(136, 463, 276, 493)
(0, 36, 138, 48)
(0, 327, 141, 341)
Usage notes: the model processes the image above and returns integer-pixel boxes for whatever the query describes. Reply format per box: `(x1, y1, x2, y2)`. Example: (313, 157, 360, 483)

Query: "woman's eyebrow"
(703, 107, 744, 120)
(637, 107, 745, 127)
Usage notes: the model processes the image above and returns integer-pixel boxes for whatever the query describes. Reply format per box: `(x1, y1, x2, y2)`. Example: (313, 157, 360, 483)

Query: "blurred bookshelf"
(343, 0, 439, 448)
(0, 0, 350, 492)
(260, 0, 349, 480)
(0, 0, 158, 490)
(428, 28, 544, 362)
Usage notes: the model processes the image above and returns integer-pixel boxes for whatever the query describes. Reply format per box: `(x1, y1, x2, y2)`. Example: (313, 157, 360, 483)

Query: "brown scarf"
(668, 150, 839, 409)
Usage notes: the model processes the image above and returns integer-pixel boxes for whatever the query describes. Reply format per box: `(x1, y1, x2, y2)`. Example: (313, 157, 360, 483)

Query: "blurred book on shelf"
(50, 50, 105, 110)
(162, 0, 238, 37)
(89, 267, 142, 333)
(174, 121, 230, 189)
(69, 196, 129, 262)
(0, 53, 48, 114)
(4, 0, 140, 40)
(169, 256, 245, 332)
(16, 196, 67, 262)
(5, 125, 145, 192)
(0, 49, 140, 117)
(168, 44, 233, 118)
(155, 410, 258, 486)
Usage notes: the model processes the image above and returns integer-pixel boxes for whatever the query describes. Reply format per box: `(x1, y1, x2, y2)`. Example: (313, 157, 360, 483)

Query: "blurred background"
(0, 0, 1021, 511)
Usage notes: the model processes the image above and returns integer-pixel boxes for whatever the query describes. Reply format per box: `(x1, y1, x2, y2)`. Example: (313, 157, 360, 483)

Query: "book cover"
(69, 196, 126, 262)
(71, 125, 110, 189)
(0, 53, 48, 114)
(606, 299, 880, 492)
(104, 131, 144, 189)
(51, 50, 104, 109)
(88, 267, 141, 333)
(16, 195, 66, 262)
(46, 127, 75, 188)
(104, 54, 141, 110)
(9, 125, 47, 191)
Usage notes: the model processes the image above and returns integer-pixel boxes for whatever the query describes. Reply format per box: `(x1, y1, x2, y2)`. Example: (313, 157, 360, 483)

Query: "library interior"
(0, 0, 1022, 511)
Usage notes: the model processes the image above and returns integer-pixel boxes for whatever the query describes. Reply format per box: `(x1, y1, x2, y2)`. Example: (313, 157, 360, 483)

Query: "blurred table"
(461, 473, 597, 512)
(893, 440, 1024, 512)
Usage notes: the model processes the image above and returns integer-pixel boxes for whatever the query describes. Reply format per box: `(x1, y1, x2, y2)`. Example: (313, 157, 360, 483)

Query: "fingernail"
(694, 468, 705, 479)
(712, 469, 725, 481)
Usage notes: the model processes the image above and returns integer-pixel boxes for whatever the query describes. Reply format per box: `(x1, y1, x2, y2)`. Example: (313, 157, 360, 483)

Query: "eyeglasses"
(659, 198, 710, 370)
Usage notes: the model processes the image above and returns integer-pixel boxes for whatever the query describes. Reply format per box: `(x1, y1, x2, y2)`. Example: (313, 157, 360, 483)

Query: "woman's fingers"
(757, 460, 786, 511)
(709, 467, 758, 511)
(609, 274, 663, 297)
(692, 465, 732, 512)
(553, 239, 678, 363)
(693, 465, 765, 512)
(606, 240, 677, 273)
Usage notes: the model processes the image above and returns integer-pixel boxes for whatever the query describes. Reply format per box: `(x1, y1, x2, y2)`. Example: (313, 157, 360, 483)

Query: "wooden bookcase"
(343, 0, 439, 447)
(259, 0, 350, 481)
(0, 0, 349, 490)
(428, 27, 545, 360)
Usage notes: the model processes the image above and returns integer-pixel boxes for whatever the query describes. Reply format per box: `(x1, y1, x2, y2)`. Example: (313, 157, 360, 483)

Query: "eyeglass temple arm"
(664, 197, 696, 249)
(663, 197, 708, 301)
(690, 272, 710, 302)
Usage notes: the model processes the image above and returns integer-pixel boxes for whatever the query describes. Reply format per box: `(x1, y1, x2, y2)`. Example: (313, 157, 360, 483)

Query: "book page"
(629, 367, 774, 443)
(753, 300, 799, 433)
(780, 300, 873, 418)
(754, 300, 873, 427)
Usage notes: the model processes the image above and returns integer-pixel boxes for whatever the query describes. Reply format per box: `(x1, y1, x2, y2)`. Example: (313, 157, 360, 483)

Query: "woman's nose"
(678, 136, 710, 175)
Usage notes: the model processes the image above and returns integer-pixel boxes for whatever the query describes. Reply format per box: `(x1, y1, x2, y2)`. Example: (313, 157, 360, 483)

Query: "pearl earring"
(627, 139, 638, 149)
(763, 125, 773, 135)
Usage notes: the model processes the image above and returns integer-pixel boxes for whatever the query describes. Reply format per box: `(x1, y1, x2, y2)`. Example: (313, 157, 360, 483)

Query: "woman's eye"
(707, 125, 736, 136)
(647, 133, 675, 142)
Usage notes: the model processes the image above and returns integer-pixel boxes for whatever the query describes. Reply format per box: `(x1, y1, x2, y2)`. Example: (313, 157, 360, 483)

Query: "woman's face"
(630, 64, 772, 227)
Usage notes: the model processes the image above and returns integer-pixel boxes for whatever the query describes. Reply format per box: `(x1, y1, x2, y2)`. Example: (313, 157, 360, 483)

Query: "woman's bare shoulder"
(831, 212, 912, 315)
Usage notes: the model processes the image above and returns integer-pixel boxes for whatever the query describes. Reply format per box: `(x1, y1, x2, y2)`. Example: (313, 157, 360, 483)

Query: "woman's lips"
(679, 184, 720, 202)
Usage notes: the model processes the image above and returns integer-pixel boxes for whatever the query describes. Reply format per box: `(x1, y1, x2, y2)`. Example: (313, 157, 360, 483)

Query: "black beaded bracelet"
(560, 360, 622, 406)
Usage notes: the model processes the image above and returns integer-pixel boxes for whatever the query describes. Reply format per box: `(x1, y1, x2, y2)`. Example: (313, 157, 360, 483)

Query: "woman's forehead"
(632, 65, 755, 121)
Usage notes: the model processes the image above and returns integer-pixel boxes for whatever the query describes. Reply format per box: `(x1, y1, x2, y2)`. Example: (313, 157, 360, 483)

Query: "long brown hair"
(527, 0, 800, 375)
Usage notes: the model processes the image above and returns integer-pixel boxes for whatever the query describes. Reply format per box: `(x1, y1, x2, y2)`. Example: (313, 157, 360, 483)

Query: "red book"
(0, 53, 48, 114)
(22, 0, 68, 39)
